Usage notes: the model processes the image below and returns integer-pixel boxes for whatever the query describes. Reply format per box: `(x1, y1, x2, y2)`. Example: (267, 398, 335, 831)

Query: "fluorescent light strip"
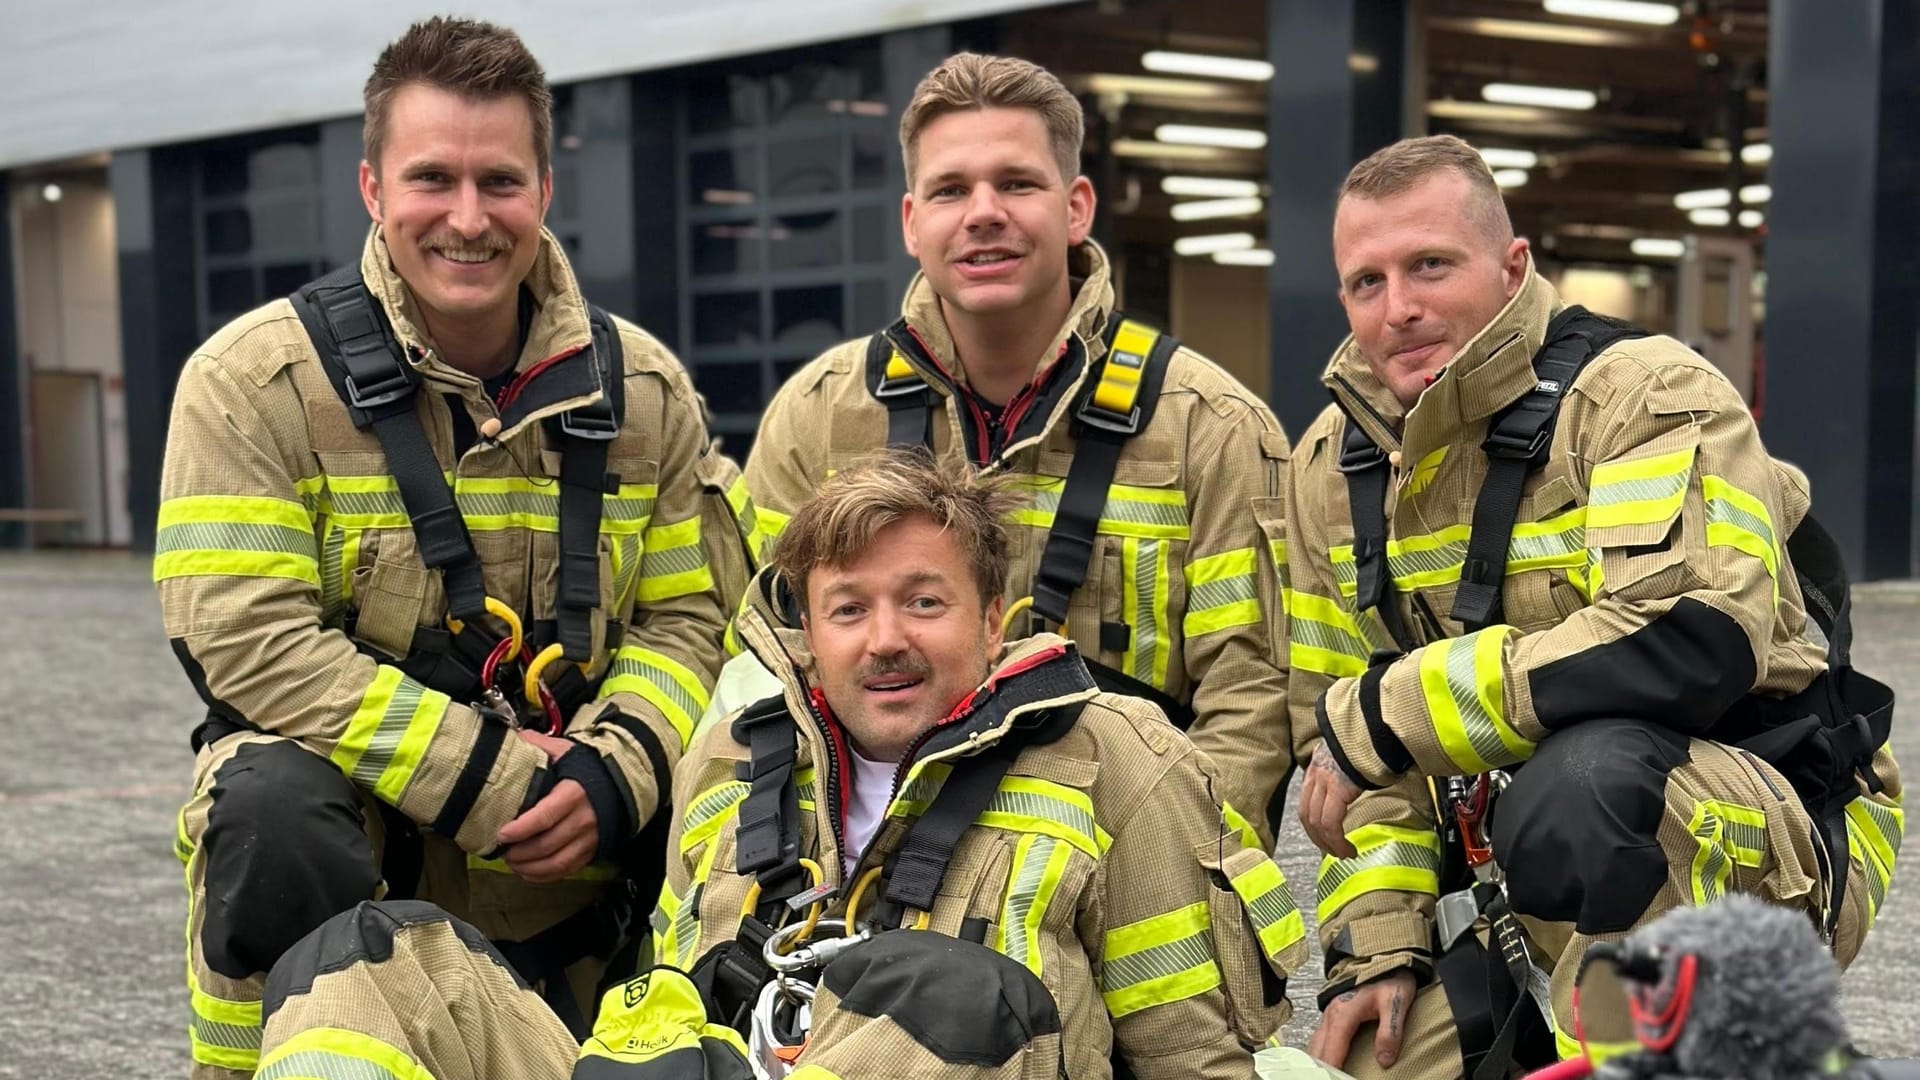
(1170, 197, 1263, 221)
(1173, 232, 1256, 256)
(1542, 0, 1681, 26)
(1142, 50, 1274, 82)
(1688, 208, 1731, 227)
(1740, 183, 1772, 204)
(1741, 143, 1772, 164)
(1161, 176, 1260, 198)
(1630, 237, 1685, 258)
(1482, 82, 1599, 110)
(1674, 187, 1731, 210)
(1478, 147, 1539, 169)
(1492, 169, 1529, 189)
(1214, 249, 1275, 266)
(1112, 139, 1231, 161)
(1155, 124, 1269, 150)
(1740, 210, 1764, 228)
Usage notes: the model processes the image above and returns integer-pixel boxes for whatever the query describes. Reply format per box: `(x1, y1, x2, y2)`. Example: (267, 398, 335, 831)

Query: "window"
(191, 133, 327, 338)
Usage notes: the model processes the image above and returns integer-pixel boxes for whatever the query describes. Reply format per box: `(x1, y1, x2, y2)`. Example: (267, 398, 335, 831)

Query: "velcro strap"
(884, 740, 1018, 915)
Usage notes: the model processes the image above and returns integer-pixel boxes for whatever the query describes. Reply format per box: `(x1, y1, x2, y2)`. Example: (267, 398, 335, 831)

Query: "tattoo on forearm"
(1388, 987, 1405, 1038)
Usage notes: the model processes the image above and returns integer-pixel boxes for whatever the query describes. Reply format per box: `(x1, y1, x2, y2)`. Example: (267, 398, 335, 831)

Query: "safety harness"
(865, 314, 1192, 727)
(1333, 305, 1896, 1079)
(289, 266, 664, 1037)
(690, 637, 1092, 1037)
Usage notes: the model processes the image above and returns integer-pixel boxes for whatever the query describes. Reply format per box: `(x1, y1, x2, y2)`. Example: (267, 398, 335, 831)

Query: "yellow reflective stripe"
(323, 475, 408, 528)
(679, 780, 750, 856)
(652, 877, 679, 959)
(1588, 445, 1695, 530)
(256, 1027, 436, 1080)
(1009, 476, 1191, 541)
(1420, 629, 1532, 775)
(1229, 855, 1306, 960)
(1102, 901, 1219, 1018)
(1699, 799, 1768, 868)
(1122, 537, 1172, 688)
(796, 766, 818, 812)
(603, 645, 709, 749)
(318, 520, 353, 623)
(1846, 796, 1904, 918)
(889, 761, 955, 818)
(725, 474, 765, 562)
(996, 834, 1072, 976)
(638, 516, 713, 601)
(154, 494, 321, 585)
(1287, 588, 1371, 679)
(1316, 822, 1442, 920)
(1702, 474, 1780, 604)
(1685, 802, 1735, 905)
(331, 667, 449, 802)
(1327, 507, 1587, 597)
(188, 975, 262, 1070)
(1183, 547, 1260, 637)
(1557, 1026, 1638, 1065)
(755, 505, 792, 547)
(1221, 802, 1263, 851)
(976, 776, 1112, 859)
(1404, 446, 1447, 498)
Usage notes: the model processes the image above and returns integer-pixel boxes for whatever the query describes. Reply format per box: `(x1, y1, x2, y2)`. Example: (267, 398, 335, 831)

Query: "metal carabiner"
(763, 918, 871, 973)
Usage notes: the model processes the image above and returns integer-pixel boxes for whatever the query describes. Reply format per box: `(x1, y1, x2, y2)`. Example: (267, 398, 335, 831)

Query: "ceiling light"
(1674, 187, 1732, 210)
(1170, 197, 1263, 221)
(1173, 232, 1256, 256)
(1112, 139, 1231, 161)
(1141, 50, 1274, 82)
(1155, 124, 1269, 150)
(1740, 210, 1764, 228)
(1214, 249, 1276, 266)
(1492, 169, 1529, 189)
(1079, 74, 1236, 100)
(41, 183, 62, 203)
(1741, 143, 1773, 165)
(1739, 183, 1772, 203)
(1482, 82, 1599, 110)
(1688, 208, 1731, 227)
(1161, 176, 1260, 198)
(1630, 237, 1686, 258)
(1478, 147, 1539, 169)
(1542, 0, 1681, 25)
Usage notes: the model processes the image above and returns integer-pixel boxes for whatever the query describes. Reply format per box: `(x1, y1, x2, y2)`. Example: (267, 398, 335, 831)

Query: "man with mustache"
(1286, 135, 1902, 1079)
(156, 18, 753, 1078)
(245, 449, 1309, 1080)
(744, 52, 1296, 849)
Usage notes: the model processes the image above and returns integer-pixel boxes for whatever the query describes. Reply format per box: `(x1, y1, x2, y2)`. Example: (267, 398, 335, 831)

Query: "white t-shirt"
(842, 748, 898, 877)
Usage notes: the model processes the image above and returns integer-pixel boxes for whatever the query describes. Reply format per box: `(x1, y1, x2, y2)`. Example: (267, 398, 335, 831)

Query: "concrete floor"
(1, 551, 1914, 1077)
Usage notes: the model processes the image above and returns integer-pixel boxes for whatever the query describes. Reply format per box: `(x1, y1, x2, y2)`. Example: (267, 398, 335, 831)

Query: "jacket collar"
(1321, 256, 1562, 464)
(357, 224, 604, 443)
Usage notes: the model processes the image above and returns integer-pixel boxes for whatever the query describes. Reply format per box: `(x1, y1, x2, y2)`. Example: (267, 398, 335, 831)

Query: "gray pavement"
(1, 551, 1915, 1077)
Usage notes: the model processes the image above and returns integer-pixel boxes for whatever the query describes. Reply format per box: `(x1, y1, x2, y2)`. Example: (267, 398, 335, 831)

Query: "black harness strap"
(884, 739, 1020, 915)
(1452, 307, 1646, 630)
(1338, 420, 1415, 654)
(1029, 318, 1176, 627)
(731, 694, 807, 901)
(293, 267, 489, 621)
(549, 310, 624, 662)
(866, 330, 937, 449)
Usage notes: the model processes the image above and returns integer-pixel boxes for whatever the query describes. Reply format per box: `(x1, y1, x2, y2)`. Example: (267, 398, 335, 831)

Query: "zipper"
(800, 684, 850, 884)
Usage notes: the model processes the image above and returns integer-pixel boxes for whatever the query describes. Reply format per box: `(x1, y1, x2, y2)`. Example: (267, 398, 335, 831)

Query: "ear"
(1502, 236, 1531, 298)
(983, 593, 1005, 653)
(1065, 175, 1096, 246)
(359, 160, 382, 223)
(540, 169, 554, 221)
(901, 191, 919, 259)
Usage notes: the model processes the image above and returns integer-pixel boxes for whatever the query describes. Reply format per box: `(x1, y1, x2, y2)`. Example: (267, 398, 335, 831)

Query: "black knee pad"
(264, 900, 518, 1022)
(201, 741, 380, 979)
(1493, 719, 1690, 935)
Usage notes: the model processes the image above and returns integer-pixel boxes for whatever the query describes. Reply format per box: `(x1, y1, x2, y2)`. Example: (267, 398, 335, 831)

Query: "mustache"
(857, 655, 930, 682)
(422, 231, 512, 254)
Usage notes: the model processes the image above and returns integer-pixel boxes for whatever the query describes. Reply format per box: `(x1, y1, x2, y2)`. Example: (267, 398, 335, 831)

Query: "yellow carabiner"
(1001, 595, 1064, 638)
(844, 866, 883, 936)
(447, 597, 524, 657)
(524, 642, 594, 706)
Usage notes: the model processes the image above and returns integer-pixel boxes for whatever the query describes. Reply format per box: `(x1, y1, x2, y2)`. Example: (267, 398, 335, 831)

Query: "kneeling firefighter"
(248, 451, 1310, 1080)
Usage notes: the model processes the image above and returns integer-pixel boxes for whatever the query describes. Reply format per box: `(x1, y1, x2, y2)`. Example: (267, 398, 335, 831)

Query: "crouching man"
(254, 449, 1307, 1080)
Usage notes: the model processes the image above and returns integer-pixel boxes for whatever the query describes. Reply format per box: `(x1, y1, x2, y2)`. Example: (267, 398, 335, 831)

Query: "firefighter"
(1285, 135, 1901, 1079)
(156, 19, 752, 1077)
(246, 451, 1307, 1080)
(742, 53, 1296, 843)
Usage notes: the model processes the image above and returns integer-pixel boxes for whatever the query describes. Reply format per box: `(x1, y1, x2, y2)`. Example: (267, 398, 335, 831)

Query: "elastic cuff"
(1315, 687, 1383, 791)
(553, 743, 631, 860)
(1360, 663, 1413, 775)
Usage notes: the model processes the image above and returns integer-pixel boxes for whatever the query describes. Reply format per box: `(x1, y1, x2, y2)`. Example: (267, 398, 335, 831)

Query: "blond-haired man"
(158, 18, 752, 1077)
(743, 53, 1297, 845)
(1286, 134, 1900, 1078)
(249, 450, 1307, 1080)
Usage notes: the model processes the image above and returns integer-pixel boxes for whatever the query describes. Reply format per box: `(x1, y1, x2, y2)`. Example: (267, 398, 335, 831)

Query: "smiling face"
(901, 106, 1095, 327)
(358, 82, 552, 335)
(801, 514, 1005, 762)
(1333, 169, 1529, 408)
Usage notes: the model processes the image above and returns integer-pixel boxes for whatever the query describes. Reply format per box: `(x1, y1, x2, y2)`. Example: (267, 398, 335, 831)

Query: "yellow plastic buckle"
(874, 351, 926, 398)
(1082, 320, 1157, 433)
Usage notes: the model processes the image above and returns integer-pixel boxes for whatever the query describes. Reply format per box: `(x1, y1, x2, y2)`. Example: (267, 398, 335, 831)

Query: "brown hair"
(900, 52, 1084, 185)
(363, 17, 554, 177)
(771, 448, 1021, 612)
(1337, 134, 1513, 245)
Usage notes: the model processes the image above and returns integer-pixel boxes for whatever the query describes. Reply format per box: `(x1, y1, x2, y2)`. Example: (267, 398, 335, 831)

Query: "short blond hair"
(900, 52, 1083, 184)
(770, 449, 1021, 612)
(1337, 135, 1513, 246)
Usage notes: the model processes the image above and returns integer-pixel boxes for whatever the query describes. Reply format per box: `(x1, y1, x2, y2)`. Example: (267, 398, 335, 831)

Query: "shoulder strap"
(1452, 305, 1647, 630)
(290, 267, 487, 621)
(866, 322, 937, 450)
(548, 307, 624, 662)
(731, 693, 807, 904)
(1028, 315, 1176, 627)
(1336, 414, 1415, 653)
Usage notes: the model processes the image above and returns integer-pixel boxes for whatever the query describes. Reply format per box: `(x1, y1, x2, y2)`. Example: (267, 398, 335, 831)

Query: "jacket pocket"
(350, 531, 434, 660)
(1198, 842, 1305, 1044)
(1585, 427, 1704, 601)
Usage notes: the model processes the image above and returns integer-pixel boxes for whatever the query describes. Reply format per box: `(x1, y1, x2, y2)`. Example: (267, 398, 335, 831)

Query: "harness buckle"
(1337, 432, 1389, 473)
(343, 369, 414, 411)
(1436, 887, 1482, 951)
(1482, 418, 1552, 461)
(873, 352, 929, 399)
(1075, 398, 1143, 436)
(559, 401, 619, 441)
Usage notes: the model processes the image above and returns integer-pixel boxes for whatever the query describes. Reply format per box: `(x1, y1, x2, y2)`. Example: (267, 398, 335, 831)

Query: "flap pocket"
(1585, 428, 1698, 550)
(1197, 842, 1304, 1043)
(353, 545, 432, 660)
